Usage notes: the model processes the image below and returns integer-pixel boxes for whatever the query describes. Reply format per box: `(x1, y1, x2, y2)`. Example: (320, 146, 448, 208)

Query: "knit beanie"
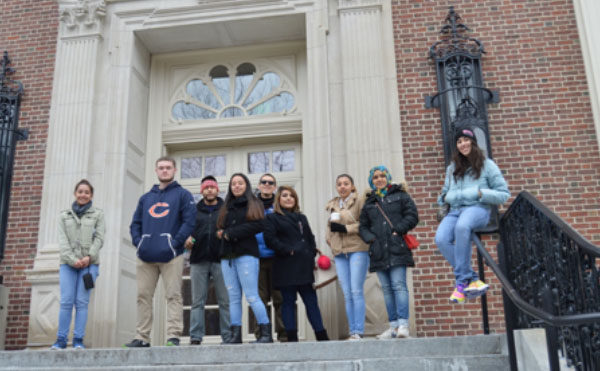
(454, 127, 477, 144)
(200, 175, 219, 192)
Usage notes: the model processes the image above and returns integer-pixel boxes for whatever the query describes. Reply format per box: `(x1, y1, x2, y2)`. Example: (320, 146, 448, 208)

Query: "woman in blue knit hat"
(359, 166, 418, 339)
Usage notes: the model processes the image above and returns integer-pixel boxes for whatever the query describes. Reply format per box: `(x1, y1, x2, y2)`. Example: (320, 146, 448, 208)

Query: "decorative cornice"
(59, 0, 106, 36)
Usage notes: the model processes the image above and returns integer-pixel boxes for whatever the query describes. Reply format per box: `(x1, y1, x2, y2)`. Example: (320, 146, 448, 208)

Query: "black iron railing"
(473, 191, 600, 371)
(0, 51, 27, 265)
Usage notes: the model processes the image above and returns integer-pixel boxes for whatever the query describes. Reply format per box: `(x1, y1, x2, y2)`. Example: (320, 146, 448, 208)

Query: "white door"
(172, 141, 306, 343)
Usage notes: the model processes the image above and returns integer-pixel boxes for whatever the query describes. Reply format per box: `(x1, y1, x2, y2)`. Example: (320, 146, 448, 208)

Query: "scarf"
(72, 201, 92, 218)
(368, 165, 392, 198)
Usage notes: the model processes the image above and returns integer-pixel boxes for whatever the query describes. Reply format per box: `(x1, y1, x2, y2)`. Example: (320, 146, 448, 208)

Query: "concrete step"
(0, 335, 509, 371)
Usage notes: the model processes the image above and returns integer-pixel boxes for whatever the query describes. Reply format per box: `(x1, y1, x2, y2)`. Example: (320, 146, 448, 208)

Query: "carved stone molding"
(59, 0, 106, 37)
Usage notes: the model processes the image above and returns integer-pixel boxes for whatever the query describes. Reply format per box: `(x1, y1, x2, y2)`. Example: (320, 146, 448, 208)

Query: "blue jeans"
(221, 255, 270, 326)
(435, 205, 491, 286)
(334, 252, 369, 335)
(280, 284, 325, 333)
(190, 262, 231, 342)
(57, 264, 99, 340)
(376, 265, 409, 327)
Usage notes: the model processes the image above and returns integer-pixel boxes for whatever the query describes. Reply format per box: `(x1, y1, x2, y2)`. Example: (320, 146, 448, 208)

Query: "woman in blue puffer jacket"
(435, 127, 509, 304)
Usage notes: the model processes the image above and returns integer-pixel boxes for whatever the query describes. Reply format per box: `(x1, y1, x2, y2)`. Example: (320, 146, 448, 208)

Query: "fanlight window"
(172, 63, 296, 120)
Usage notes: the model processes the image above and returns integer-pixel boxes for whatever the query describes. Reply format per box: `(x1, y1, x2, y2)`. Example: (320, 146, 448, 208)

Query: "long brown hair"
(217, 173, 264, 228)
(452, 138, 485, 180)
(273, 186, 301, 215)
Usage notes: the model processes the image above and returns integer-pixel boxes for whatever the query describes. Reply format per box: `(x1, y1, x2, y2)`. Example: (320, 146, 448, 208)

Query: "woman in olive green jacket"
(325, 174, 369, 340)
(51, 179, 104, 350)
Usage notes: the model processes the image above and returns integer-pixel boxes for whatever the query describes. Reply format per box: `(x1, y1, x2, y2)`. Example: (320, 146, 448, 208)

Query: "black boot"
(225, 326, 242, 344)
(315, 329, 329, 341)
(255, 323, 274, 343)
(286, 330, 298, 342)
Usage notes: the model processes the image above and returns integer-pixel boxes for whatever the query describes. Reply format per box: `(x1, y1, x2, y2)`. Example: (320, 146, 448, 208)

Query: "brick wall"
(0, 0, 57, 350)
(392, 0, 600, 337)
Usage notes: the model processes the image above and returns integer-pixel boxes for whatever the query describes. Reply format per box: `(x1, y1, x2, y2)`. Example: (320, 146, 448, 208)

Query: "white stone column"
(573, 0, 600, 153)
(337, 0, 405, 179)
(26, 0, 107, 348)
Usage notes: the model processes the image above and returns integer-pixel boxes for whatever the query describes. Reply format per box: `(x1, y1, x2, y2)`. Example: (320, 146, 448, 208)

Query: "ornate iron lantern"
(425, 6, 499, 165)
(0, 51, 28, 264)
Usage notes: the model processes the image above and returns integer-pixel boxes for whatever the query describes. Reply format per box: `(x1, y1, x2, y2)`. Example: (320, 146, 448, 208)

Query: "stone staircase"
(0, 334, 509, 371)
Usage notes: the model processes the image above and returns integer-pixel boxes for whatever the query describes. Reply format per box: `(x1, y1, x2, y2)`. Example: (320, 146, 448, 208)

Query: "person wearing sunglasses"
(251, 174, 287, 342)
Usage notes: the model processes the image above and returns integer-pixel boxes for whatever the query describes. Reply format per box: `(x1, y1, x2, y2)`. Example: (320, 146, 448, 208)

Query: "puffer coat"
(359, 183, 419, 272)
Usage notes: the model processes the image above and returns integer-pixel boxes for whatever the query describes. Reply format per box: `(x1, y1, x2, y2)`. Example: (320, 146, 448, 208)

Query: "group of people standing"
(50, 126, 509, 349)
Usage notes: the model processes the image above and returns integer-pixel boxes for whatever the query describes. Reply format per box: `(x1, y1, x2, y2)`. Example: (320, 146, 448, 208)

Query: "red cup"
(317, 255, 331, 270)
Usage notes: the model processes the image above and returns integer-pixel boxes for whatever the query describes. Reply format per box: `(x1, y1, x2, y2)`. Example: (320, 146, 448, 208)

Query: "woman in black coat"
(359, 165, 419, 340)
(264, 186, 329, 342)
(216, 173, 272, 344)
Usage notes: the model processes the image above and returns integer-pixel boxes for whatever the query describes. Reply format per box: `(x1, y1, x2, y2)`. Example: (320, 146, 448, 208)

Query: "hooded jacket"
(325, 192, 368, 256)
(190, 197, 224, 263)
(359, 183, 419, 272)
(220, 196, 264, 259)
(130, 181, 196, 263)
(264, 211, 317, 288)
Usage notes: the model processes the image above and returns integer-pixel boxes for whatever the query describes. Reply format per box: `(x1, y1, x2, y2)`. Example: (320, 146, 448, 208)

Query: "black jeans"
(280, 284, 325, 333)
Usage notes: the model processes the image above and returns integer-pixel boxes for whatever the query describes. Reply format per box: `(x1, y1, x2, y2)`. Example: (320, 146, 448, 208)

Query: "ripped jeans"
(221, 255, 270, 326)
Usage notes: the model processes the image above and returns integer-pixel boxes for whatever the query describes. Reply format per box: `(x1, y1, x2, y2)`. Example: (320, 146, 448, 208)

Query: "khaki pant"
(135, 255, 184, 343)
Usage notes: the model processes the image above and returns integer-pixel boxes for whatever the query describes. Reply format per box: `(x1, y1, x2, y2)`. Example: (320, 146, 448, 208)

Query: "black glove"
(330, 222, 347, 233)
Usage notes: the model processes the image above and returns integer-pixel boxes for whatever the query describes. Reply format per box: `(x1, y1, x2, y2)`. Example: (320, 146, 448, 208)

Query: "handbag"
(374, 202, 419, 250)
(82, 267, 94, 290)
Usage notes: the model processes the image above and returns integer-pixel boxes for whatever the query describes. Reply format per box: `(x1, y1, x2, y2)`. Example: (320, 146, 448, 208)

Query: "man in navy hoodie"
(126, 156, 196, 347)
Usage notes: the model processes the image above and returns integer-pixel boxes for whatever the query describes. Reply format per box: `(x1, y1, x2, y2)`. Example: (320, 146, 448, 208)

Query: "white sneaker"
(376, 327, 396, 339)
(348, 333, 362, 341)
(395, 325, 409, 338)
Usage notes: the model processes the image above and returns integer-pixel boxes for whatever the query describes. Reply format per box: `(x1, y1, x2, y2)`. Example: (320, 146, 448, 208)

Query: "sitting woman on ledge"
(435, 127, 510, 304)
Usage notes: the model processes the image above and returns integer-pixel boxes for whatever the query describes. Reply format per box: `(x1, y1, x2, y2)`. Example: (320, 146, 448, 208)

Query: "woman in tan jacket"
(325, 174, 369, 340)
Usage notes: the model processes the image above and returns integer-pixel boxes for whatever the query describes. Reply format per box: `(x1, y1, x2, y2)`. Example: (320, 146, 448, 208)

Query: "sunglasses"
(260, 180, 275, 185)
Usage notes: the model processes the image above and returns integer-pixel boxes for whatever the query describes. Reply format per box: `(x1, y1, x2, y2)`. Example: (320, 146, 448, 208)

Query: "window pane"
(181, 157, 202, 179)
(248, 92, 295, 116)
(186, 79, 220, 110)
(210, 65, 230, 106)
(183, 309, 190, 337)
(243, 72, 281, 108)
(272, 150, 294, 172)
(205, 309, 221, 336)
(205, 156, 226, 176)
(234, 63, 256, 104)
(220, 107, 244, 118)
(182, 279, 192, 306)
(172, 102, 217, 120)
(248, 152, 269, 174)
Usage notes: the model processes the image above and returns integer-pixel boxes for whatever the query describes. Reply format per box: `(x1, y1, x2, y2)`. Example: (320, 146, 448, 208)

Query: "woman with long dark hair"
(264, 186, 329, 342)
(435, 128, 509, 303)
(359, 166, 418, 339)
(325, 174, 369, 340)
(217, 173, 272, 343)
(51, 179, 104, 349)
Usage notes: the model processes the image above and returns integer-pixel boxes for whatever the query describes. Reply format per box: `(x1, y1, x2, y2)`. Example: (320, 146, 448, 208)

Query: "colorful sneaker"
(166, 338, 180, 346)
(72, 338, 85, 349)
(376, 327, 396, 339)
(124, 339, 150, 348)
(449, 283, 466, 303)
(395, 325, 409, 338)
(50, 337, 67, 350)
(464, 280, 489, 298)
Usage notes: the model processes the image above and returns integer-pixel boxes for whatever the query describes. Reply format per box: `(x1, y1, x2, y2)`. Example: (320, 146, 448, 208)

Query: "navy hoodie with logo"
(130, 181, 196, 263)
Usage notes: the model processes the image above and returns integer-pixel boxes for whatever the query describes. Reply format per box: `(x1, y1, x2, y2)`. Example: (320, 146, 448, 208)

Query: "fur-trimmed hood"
(364, 181, 409, 200)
